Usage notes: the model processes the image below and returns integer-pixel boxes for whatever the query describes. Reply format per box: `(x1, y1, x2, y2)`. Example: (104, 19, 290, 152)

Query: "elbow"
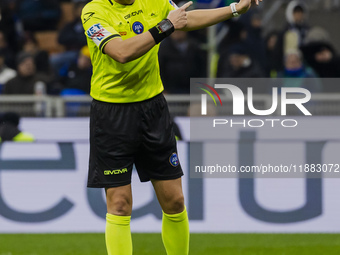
(105, 47, 130, 64)
(112, 51, 131, 64)
(115, 49, 131, 63)
(104, 41, 137, 64)
(116, 56, 129, 64)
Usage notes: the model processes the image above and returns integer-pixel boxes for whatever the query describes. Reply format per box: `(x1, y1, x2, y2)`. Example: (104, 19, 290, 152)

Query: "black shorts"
(88, 93, 183, 188)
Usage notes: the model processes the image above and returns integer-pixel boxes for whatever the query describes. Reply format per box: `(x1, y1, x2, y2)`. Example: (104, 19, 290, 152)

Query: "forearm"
(182, 6, 234, 31)
(104, 32, 156, 64)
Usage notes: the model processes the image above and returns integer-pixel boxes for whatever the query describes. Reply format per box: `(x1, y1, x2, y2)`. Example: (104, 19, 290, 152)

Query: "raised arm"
(182, 0, 263, 31)
(103, 0, 263, 63)
(103, 3, 193, 64)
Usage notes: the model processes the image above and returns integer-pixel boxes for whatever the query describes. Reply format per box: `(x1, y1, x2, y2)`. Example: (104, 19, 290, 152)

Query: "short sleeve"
(82, 5, 121, 53)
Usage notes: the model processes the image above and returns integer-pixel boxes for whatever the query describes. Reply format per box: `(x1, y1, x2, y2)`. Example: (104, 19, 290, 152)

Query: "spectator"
(301, 41, 340, 78)
(283, 1, 309, 52)
(0, 49, 16, 93)
(159, 30, 206, 94)
(0, 112, 35, 142)
(239, 10, 267, 73)
(277, 49, 321, 92)
(265, 31, 284, 77)
(0, 0, 21, 54)
(217, 44, 265, 78)
(58, 1, 87, 50)
(3, 52, 47, 95)
(218, 20, 246, 55)
(51, 1, 88, 73)
(21, 32, 51, 76)
(59, 46, 92, 94)
(17, 0, 61, 31)
(0, 31, 16, 69)
(278, 49, 317, 78)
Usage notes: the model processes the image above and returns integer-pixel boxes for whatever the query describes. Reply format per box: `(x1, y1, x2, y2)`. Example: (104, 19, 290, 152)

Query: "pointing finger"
(180, 1, 193, 10)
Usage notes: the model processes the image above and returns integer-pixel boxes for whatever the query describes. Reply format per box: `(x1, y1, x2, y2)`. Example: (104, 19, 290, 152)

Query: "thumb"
(180, 1, 193, 10)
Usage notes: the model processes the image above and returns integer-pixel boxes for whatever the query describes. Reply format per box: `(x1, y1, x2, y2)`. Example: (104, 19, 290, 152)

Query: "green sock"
(162, 207, 190, 255)
(105, 213, 132, 255)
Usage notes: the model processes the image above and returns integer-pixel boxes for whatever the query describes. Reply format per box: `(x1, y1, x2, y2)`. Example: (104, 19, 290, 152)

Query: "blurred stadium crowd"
(0, 0, 340, 97)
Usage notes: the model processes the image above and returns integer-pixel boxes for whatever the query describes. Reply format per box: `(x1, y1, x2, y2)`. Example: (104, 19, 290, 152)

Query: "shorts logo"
(169, 153, 179, 167)
(104, 168, 128, 175)
(119, 31, 127, 36)
(86, 23, 106, 41)
(132, 21, 144, 34)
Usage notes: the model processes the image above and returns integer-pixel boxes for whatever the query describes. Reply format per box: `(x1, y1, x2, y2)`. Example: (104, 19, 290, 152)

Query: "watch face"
(159, 21, 172, 32)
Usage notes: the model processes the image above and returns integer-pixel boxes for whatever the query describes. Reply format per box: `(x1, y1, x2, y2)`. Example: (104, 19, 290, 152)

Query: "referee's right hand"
(167, 1, 193, 30)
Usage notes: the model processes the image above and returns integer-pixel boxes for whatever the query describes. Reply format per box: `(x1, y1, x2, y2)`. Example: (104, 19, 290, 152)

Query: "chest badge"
(132, 21, 144, 34)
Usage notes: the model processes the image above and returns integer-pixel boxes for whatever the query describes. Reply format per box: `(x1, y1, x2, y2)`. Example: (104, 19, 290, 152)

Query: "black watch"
(156, 19, 175, 36)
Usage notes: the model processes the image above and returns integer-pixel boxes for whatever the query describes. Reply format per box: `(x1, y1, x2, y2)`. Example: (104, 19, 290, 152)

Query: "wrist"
(231, 2, 241, 17)
(157, 19, 175, 35)
(149, 19, 175, 44)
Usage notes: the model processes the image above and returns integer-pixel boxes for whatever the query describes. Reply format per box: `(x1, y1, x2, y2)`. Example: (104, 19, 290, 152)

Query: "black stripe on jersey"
(108, 0, 113, 5)
(99, 34, 121, 53)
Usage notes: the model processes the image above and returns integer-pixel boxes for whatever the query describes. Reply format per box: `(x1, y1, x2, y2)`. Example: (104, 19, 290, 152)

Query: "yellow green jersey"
(81, 0, 177, 103)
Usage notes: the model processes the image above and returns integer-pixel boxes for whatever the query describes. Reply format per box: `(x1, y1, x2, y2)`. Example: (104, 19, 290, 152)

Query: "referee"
(81, 0, 262, 254)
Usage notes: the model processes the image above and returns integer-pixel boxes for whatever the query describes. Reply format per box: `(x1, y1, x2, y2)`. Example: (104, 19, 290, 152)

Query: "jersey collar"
(107, 0, 136, 7)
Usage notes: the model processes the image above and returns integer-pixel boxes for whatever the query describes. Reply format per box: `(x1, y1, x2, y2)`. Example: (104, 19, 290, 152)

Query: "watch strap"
(230, 3, 240, 17)
(149, 19, 175, 44)
(156, 19, 175, 37)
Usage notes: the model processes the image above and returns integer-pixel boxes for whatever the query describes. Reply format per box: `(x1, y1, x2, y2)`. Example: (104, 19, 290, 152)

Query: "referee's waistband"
(92, 93, 164, 105)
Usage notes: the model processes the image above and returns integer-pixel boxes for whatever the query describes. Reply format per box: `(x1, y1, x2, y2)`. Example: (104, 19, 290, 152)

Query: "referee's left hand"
(237, 0, 263, 14)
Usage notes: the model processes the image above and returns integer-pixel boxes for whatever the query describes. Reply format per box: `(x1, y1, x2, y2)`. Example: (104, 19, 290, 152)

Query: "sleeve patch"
(86, 23, 112, 47)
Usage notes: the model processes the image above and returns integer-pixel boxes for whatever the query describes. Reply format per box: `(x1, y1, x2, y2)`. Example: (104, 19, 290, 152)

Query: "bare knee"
(106, 186, 132, 216)
(152, 178, 185, 214)
(109, 198, 131, 216)
(163, 194, 185, 214)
